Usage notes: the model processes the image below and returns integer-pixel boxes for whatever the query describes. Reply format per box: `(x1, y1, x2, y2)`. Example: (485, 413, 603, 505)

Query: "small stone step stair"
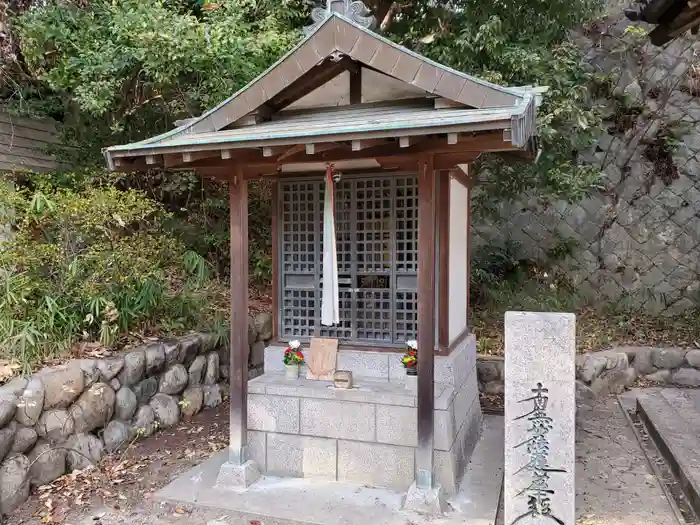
(637, 388, 700, 520)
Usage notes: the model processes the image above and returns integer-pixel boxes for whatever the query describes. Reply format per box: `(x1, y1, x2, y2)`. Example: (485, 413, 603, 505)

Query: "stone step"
(637, 388, 700, 517)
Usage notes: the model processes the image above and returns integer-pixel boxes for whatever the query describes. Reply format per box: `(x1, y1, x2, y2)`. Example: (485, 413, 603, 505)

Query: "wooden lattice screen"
(278, 173, 419, 346)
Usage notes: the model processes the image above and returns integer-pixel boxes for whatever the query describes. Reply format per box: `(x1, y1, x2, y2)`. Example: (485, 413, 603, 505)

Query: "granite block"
(375, 404, 455, 451)
(300, 398, 375, 441)
(247, 394, 299, 434)
(266, 433, 337, 480)
(453, 368, 479, 429)
(337, 440, 414, 490)
(504, 312, 575, 525)
(337, 351, 389, 379)
(263, 346, 286, 372)
(247, 430, 266, 470)
(434, 448, 458, 495)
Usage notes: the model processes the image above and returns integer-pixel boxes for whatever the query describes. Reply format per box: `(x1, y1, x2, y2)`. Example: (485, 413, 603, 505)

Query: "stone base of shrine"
(245, 335, 481, 494)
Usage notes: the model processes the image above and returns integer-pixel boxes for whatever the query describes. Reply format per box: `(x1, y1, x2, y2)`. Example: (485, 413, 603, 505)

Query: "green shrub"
(0, 177, 226, 371)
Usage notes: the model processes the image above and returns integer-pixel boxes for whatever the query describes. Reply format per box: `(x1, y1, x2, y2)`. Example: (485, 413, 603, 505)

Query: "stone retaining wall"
(0, 312, 273, 515)
(476, 346, 700, 401)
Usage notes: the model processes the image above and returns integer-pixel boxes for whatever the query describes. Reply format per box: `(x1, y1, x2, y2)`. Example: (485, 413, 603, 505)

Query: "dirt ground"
(3, 396, 680, 525)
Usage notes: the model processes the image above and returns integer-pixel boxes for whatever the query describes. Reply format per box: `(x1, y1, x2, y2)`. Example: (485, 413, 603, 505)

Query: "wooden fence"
(0, 111, 61, 173)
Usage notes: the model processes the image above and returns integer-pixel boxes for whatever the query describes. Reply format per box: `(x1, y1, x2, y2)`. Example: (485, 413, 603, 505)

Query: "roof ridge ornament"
(304, 0, 377, 36)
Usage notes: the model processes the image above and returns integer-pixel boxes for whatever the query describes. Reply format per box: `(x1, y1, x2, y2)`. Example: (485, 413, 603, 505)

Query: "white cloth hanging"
(321, 165, 340, 326)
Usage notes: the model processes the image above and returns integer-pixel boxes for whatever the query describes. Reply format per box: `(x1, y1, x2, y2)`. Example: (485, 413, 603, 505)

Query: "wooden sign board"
(305, 337, 339, 380)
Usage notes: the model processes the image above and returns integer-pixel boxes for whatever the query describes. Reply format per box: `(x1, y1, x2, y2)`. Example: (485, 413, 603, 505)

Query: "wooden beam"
(268, 57, 358, 111)
(434, 97, 467, 110)
(416, 154, 437, 489)
(262, 146, 289, 158)
(465, 173, 472, 332)
(437, 171, 450, 350)
(228, 166, 250, 466)
(351, 139, 387, 151)
(277, 144, 305, 161)
(350, 67, 362, 105)
(271, 180, 279, 341)
(305, 142, 344, 156)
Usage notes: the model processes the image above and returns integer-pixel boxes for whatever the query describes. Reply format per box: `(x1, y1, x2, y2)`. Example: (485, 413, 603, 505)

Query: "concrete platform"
(155, 415, 505, 525)
(636, 388, 700, 516)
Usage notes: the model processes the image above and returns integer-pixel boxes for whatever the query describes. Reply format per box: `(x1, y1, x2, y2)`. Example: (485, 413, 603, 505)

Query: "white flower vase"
(285, 364, 300, 379)
(405, 374, 418, 392)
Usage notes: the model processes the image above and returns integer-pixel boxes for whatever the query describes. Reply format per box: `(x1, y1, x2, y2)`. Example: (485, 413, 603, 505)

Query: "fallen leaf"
(175, 507, 186, 514)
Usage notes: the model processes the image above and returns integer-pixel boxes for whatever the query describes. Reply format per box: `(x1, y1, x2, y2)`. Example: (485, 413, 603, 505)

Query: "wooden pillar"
(416, 155, 437, 489)
(271, 180, 279, 340)
(228, 168, 249, 465)
(437, 171, 450, 350)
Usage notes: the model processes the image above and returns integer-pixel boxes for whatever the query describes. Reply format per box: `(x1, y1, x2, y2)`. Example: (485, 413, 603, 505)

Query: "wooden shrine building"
(103, 0, 541, 510)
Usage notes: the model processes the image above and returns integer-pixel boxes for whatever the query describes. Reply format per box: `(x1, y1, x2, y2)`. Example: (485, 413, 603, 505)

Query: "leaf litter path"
(6, 395, 680, 525)
(6, 403, 238, 525)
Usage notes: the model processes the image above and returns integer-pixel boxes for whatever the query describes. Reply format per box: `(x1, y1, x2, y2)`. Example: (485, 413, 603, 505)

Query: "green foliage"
(12, 0, 304, 164)
(1, 0, 611, 367)
(387, 0, 605, 216)
(0, 177, 227, 369)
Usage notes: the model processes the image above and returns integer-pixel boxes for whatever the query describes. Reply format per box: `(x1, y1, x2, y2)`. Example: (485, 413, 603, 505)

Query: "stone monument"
(504, 311, 575, 525)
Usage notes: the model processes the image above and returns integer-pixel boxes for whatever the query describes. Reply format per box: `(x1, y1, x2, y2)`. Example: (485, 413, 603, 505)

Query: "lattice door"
(278, 174, 418, 345)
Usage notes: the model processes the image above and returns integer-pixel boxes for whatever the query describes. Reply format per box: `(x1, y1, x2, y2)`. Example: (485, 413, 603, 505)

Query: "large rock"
(248, 316, 258, 346)
(36, 410, 75, 442)
(78, 359, 100, 387)
(159, 365, 188, 395)
(645, 369, 671, 383)
(115, 387, 138, 421)
(145, 344, 166, 375)
(204, 353, 219, 385)
(11, 426, 37, 454)
(579, 355, 606, 383)
(652, 348, 686, 370)
(250, 341, 265, 368)
(180, 387, 203, 418)
(686, 349, 700, 369)
(15, 377, 44, 426)
(38, 364, 85, 409)
(188, 356, 206, 386)
(133, 377, 158, 405)
(118, 350, 146, 387)
(0, 454, 30, 514)
(29, 440, 66, 486)
(591, 368, 636, 396)
(132, 405, 156, 438)
(109, 378, 121, 391)
(476, 360, 501, 383)
(0, 395, 17, 428)
(0, 422, 17, 463)
(254, 313, 273, 341)
(579, 351, 628, 384)
(103, 420, 133, 453)
(149, 394, 180, 428)
(96, 357, 124, 381)
(65, 433, 104, 471)
(671, 368, 700, 386)
(203, 385, 222, 409)
(0, 377, 27, 399)
(575, 380, 596, 405)
(163, 339, 183, 366)
(634, 348, 657, 375)
(178, 334, 202, 367)
(199, 333, 218, 352)
(70, 383, 115, 434)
